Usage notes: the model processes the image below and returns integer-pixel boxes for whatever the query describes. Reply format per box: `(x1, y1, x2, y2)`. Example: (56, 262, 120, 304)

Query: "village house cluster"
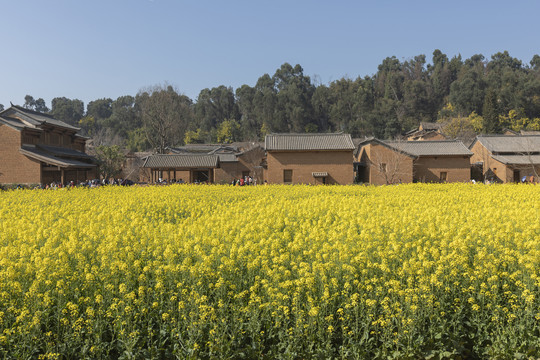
(1, 106, 539, 187)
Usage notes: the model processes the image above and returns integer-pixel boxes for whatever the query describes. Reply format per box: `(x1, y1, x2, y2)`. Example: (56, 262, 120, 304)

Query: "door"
(513, 169, 520, 183)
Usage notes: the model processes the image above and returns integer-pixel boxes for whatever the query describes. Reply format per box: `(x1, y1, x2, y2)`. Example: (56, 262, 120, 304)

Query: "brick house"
(404, 122, 447, 141)
(0, 105, 97, 185)
(469, 135, 540, 182)
(264, 133, 355, 185)
(356, 138, 472, 184)
(142, 143, 265, 184)
(142, 154, 219, 183)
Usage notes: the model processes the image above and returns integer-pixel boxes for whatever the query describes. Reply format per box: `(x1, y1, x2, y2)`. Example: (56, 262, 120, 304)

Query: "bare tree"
(519, 136, 540, 181)
(363, 139, 412, 184)
(137, 84, 193, 154)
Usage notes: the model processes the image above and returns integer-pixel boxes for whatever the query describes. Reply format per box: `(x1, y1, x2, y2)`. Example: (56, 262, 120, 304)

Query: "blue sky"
(0, 0, 538, 109)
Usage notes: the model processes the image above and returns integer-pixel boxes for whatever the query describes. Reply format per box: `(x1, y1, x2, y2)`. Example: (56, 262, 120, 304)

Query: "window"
(379, 163, 387, 173)
(440, 172, 447, 182)
(283, 170, 293, 183)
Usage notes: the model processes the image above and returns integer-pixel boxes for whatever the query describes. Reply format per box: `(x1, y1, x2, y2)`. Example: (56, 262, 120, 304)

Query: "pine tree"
(482, 90, 501, 134)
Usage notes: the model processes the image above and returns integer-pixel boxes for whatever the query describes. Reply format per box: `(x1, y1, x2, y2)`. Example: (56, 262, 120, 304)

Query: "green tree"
(311, 84, 331, 133)
(23, 95, 35, 109)
(78, 116, 96, 137)
(23, 95, 49, 112)
(216, 119, 241, 143)
(253, 73, 279, 133)
(95, 145, 125, 181)
(530, 55, 540, 70)
(235, 84, 260, 140)
(520, 77, 540, 118)
(272, 63, 316, 132)
(195, 86, 239, 133)
(34, 98, 49, 113)
(184, 128, 207, 144)
(50, 97, 84, 125)
(449, 71, 486, 115)
(441, 116, 477, 142)
(125, 128, 150, 152)
(482, 90, 501, 133)
(98, 95, 139, 140)
(429, 50, 452, 104)
(488, 51, 523, 72)
(87, 98, 113, 120)
(327, 78, 359, 132)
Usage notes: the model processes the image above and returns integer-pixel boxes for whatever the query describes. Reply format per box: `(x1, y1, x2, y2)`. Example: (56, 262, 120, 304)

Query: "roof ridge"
(267, 132, 345, 136)
(12, 104, 56, 119)
(478, 134, 540, 137)
(386, 139, 462, 143)
(155, 153, 218, 156)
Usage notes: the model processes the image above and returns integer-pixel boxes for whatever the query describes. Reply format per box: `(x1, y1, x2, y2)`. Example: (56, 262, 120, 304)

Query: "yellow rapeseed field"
(0, 184, 539, 359)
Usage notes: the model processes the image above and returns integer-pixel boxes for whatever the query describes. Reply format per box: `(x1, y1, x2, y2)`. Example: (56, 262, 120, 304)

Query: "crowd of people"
(231, 176, 257, 186)
(13, 178, 136, 190)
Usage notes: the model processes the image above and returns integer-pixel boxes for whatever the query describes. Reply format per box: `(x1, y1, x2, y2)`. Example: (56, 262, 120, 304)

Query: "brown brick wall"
(470, 141, 510, 182)
(266, 150, 354, 185)
(359, 143, 413, 185)
(0, 125, 41, 184)
(215, 162, 250, 184)
(413, 156, 471, 183)
(470, 141, 540, 183)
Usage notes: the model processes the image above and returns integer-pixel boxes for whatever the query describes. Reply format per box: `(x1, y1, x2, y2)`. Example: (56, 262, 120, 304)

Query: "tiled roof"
(491, 154, 540, 165)
(405, 122, 444, 135)
(143, 154, 219, 168)
(169, 144, 239, 154)
(265, 133, 355, 151)
(0, 116, 27, 130)
(1, 105, 80, 131)
(218, 154, 238, 162)
(352, 137, 369, 148)
(385, 140, 473, 156)
(20, 145, 96, 168)
(419, 122, 443, 131)
(475, 135, 540, 153)
(169, 144, 241, 162)
(39, 145, 93, 159)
